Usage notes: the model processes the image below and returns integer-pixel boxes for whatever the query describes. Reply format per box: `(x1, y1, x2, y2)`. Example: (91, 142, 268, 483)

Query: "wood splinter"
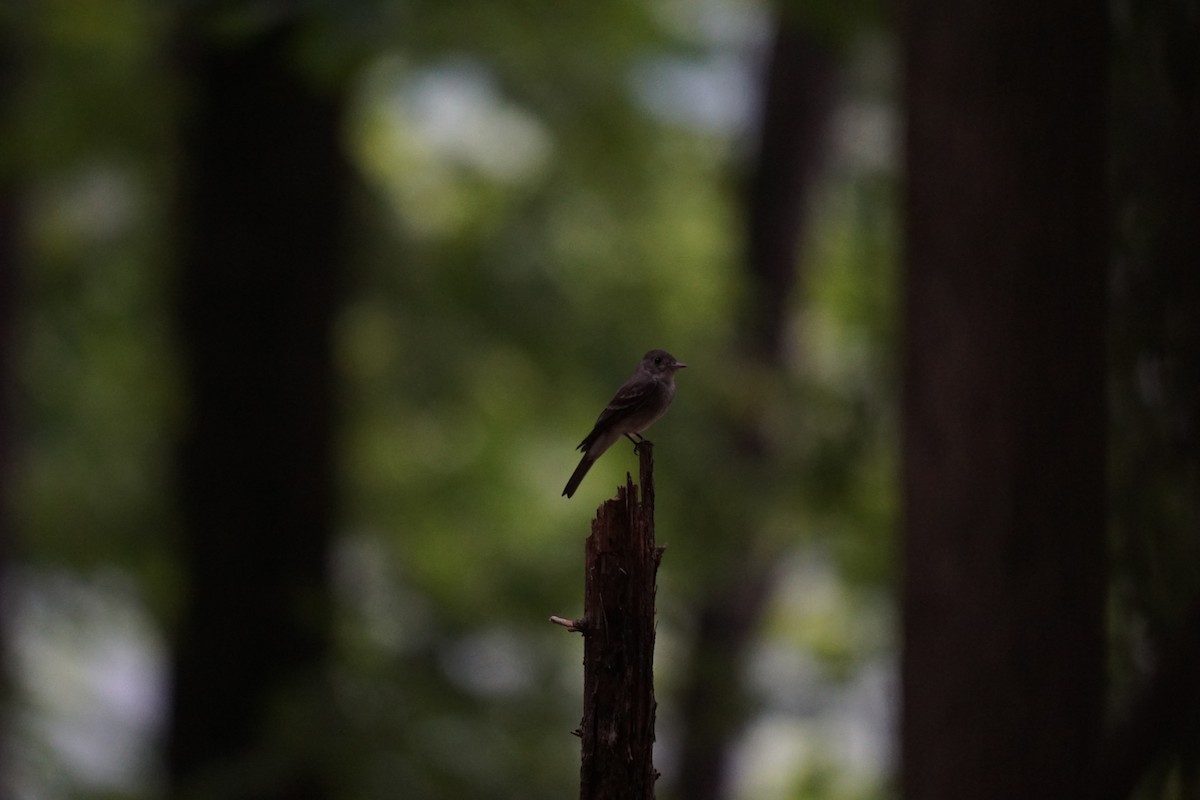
(549, 615, 587, 633)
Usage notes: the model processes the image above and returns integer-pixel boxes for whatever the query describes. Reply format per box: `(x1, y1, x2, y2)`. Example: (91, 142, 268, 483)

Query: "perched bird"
(563, 349, 687, 498)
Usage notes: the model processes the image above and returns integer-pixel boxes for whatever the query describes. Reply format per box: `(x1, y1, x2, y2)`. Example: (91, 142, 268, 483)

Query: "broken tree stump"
(553, 442, 664, 800)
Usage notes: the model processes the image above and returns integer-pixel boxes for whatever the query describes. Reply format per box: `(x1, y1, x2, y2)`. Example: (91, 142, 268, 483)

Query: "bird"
(562, 349, 686, 498)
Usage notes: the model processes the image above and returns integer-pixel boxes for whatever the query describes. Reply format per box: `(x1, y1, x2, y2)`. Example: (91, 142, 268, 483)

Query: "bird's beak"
(675, 362, 687, 369)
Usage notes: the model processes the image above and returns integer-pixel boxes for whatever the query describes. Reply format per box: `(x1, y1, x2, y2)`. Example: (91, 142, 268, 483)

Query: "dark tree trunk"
(0, 186, 14, 582)
(576, 445, 662, 800)
(900, 2, 1107, 798)
(743, 19, 837, 362)
(0, 24, 24, 793)
(671, 16, 836, 800)
(0, 38, 18, 574)
(167, 19, 345, 800)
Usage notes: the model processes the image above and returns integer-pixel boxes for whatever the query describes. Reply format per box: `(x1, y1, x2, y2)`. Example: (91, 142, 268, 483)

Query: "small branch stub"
(550, 615, 586, 633)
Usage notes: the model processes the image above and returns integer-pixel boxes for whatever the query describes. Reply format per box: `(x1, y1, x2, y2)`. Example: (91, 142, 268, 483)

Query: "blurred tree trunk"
(168, 19, 345, 800)
(671, 15, 836, 800)
(900, 1, 1106, 798)
(0, 194, 13, 800)
(0, 42, 16, 559)
(0, 21, 24, 793)
(0, 189, 14, 622)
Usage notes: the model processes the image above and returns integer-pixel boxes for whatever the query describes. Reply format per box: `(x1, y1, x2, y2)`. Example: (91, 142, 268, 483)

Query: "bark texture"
(578, 445, 663, 800)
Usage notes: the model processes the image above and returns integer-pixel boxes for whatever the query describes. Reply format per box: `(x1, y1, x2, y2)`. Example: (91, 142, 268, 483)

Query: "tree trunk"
(671, 16, 836, 800)
(900, 1, 1107, 798)
(167, 19, 345, 800)
(0, 25, 24, 793)
(572, 445, 663, 800)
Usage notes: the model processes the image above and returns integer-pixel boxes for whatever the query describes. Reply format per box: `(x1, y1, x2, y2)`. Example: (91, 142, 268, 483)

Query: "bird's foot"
(625, 433, 652, 453)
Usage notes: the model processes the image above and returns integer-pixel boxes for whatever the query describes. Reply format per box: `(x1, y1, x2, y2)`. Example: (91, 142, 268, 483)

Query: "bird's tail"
(562, 454, 595, 498)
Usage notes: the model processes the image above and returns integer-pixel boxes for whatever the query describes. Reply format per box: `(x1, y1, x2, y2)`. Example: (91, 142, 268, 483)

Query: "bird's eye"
(654, 357, 662, 365)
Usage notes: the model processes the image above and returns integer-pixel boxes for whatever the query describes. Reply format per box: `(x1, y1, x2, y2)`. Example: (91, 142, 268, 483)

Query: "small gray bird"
(563, 349, 687, 498)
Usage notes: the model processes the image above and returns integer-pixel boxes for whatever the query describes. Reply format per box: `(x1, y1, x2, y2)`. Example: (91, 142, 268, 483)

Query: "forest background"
(0, 1, 1196, 799)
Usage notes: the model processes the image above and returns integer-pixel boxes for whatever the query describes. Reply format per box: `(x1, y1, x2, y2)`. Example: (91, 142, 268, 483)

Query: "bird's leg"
(625, 432, 651, 453)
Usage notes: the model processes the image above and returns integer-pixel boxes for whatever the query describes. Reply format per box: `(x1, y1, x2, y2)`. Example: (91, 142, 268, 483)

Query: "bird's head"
(642, 349, 687, 376)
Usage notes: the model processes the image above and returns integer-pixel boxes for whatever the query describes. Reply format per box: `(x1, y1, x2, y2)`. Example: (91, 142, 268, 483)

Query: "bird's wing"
(577, 377, 658, 451)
